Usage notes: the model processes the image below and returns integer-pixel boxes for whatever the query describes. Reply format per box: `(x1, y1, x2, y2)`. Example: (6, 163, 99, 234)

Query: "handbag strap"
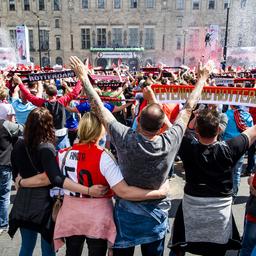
(25, 145, 40, 173)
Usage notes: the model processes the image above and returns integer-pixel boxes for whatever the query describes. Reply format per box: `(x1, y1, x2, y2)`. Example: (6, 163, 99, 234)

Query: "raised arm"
(70, 56, 116, 132)
(13, 74, 46, 107)
(58, 80, 82, 107)
(242, 126, 256, 148)
(173, 62, 213, 128)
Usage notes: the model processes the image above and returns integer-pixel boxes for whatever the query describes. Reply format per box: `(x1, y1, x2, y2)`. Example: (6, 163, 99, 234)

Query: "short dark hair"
(196, 108, 220, 138)
(140, 103, 165, 132)
(45, 85, 57, 96)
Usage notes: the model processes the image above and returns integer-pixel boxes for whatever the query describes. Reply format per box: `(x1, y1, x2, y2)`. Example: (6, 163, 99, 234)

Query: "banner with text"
(152, 85, 256, 107)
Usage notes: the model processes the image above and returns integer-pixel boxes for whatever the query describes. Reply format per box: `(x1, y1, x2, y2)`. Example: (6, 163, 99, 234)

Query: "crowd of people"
(0, 57, 256, 256)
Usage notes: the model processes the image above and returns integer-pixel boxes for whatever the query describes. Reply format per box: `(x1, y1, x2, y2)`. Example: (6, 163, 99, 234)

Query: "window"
(238, 34, 243, 47)
(192, 0, 199, 10)
(131, 0, 138, 8)
(55, 19, 60, 28)
(9, 0, 15, 11)
(224, 0, 229, 9)
(39, 30, 49, 50)
(81, 28, 91, 49)
(29, 30, 34, 50)
(146, 0, 154, 8)
(241, 0, 246, 8)
(177, 17, 183, 27)
(9, 30, 17, 47)
(176, 37, 182, 50)
(176, 0, 184, 9)
(82, 0, 88, 8)
(112, 28, 122, 47)
(56, 57, 63, 65)
(42, 56, 50, 67)
(56, 37, 61, 50)
(114, 0, 121, 8)
(53, 0, 60, 11)
(97, 28, 106, 47)
(208, 0, 215, 9)
(144, 28, 155, 49)
(39, 0, 45, 10)
(24, 0, 30, 10)
(98, 0, 105, 8)
(129, 28, 139, 47)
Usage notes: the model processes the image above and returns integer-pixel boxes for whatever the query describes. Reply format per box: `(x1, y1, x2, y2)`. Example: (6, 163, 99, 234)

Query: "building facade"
(0, 0, 255, 68)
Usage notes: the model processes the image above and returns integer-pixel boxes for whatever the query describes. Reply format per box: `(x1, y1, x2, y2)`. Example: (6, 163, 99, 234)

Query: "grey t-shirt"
(109, 120, 185, 190)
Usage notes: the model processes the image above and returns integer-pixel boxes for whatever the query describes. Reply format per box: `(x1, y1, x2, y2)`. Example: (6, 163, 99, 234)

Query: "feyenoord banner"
(22, 70, 76, 82)
(152, 85, 256, 107)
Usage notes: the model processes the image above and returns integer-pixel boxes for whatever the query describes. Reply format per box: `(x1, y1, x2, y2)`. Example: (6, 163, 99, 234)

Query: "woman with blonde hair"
(54, 111, 169, 256)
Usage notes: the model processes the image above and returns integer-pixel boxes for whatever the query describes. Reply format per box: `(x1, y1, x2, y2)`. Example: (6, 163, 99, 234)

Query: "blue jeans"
(252, 246, 256, 256)
(113, 199, 169, 248)
(233, 155, 244, 195)
(55, 134, 70, 150)
(19, 228, 55, 256)
(113, 238, 165, 256)
(0, 165, 12, 228)
(240, 220, 256, 256)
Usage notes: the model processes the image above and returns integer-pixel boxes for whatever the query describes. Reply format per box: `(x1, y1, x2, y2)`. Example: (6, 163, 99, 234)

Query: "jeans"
(19, 228, 55, 256)
(240, 220, 256, 256)
(113, 199, 169, 248)
(65, 235, 107, 256)
(252, 246, 256, 256)
(0, 165, 12, 228)
(55, 134, 70, 150)
(233, 155, 244, 196)
(113, 238, 165, 256)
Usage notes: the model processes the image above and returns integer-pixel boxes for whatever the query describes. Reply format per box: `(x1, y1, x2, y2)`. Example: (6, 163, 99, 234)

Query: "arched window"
(42, 56, 50, 67)
(56, 57, 63, 65)
(96, 58, 107, 68)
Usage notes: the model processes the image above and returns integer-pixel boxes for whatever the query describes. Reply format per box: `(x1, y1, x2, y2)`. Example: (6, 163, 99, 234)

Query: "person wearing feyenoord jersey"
(9, 108, 107, 256)
(53, 112, 169, 256)
(69, 56, 213, 256)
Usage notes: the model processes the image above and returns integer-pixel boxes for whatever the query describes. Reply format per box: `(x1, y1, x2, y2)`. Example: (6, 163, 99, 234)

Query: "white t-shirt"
(58, 149, 123, 196)
(0, 102, 15, 120)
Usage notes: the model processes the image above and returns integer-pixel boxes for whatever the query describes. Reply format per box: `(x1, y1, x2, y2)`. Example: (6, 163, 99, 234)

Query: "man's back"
(109, 120, 185, 189)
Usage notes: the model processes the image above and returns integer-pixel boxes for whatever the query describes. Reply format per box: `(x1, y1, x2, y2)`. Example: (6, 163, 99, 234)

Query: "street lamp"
(182, 30, 187, 65)
(32, 12, 42, 67)
(222, 1, 230, 70)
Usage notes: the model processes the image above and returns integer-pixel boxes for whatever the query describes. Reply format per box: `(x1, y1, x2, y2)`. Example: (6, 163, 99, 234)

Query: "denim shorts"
(113, 198, 169, 248)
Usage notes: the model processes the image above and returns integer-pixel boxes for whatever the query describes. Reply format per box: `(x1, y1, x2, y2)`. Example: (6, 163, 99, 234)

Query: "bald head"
(140, 103, 165, 133)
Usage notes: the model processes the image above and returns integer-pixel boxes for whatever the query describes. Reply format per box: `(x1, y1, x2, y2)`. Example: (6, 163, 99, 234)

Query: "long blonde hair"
(78, 112, 103, 144)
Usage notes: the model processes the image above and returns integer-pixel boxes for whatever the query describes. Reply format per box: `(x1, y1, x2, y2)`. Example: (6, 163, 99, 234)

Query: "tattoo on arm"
(81, 77, 116, 131)
(175, 78, 206, 129)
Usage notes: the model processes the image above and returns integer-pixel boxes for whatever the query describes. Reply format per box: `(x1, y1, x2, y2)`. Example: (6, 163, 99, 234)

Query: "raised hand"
(13, 74, 23, 85)
(69, 56, 90, 81)
(197, 60, 215, 79)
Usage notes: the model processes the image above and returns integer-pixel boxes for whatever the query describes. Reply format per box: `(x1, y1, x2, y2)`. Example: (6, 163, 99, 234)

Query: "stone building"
(0, 0, 255, 68)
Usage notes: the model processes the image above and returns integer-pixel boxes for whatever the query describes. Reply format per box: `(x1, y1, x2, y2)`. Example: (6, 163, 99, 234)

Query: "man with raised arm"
(69, 56, 212, 256)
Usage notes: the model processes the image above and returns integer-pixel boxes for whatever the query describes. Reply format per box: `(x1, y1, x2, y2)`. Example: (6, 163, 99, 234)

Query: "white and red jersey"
(58, 143, 123, 198)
